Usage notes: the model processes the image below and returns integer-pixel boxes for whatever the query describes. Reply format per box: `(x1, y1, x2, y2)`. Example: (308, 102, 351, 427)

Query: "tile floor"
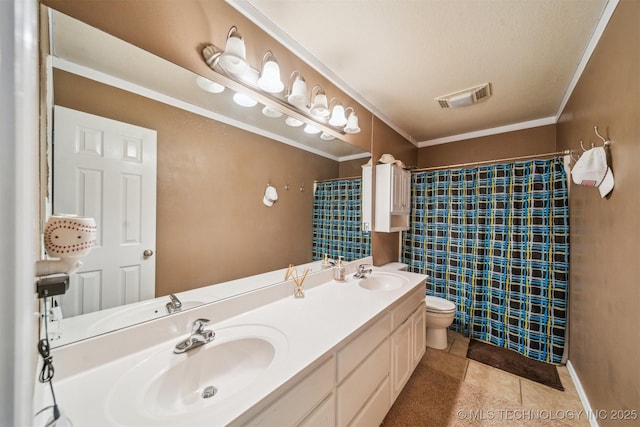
(422, 330, 590, 427)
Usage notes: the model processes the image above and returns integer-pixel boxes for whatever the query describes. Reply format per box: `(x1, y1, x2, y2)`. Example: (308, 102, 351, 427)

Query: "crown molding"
(417, 117, 557, 147)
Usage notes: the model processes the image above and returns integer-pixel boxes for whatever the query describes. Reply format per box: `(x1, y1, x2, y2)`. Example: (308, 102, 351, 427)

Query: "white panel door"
(53, 106, 157, 317)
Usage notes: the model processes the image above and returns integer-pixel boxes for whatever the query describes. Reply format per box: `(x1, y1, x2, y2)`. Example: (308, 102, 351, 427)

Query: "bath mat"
(466, 339, 564, 391)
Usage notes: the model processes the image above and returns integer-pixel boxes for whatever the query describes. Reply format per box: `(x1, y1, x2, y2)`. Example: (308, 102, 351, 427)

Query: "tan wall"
(54, 70, 339, 296)
(371, 117, 418, 266)
(417, 124, 557, 168)
(555, 1, 640, 423)
(339, 157, 371, 178)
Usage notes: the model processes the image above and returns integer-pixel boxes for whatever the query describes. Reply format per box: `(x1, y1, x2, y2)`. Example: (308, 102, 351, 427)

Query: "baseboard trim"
(566, 360, 599, 427)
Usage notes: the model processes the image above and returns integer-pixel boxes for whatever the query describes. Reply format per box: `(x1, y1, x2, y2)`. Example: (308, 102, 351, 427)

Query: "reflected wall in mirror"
(45, 8, 370, 346)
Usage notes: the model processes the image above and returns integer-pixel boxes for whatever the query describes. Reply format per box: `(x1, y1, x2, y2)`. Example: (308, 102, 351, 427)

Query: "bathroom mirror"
(45, 8, 370, 347)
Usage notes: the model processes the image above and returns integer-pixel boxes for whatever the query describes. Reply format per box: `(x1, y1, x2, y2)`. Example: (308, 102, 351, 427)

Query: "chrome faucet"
(174, 318, 215, 354)
(354, 264, 373, 279)
(166, 294, 182, 314)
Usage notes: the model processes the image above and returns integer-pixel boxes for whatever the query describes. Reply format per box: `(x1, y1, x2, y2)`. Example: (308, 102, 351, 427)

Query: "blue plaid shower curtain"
(312, 178, 371, 262)
(402, 158, 569, 364)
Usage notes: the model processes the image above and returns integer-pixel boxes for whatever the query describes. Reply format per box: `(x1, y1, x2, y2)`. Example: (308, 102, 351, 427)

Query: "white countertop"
(42, 264, 426, 427)
(53, 260, 326, 347)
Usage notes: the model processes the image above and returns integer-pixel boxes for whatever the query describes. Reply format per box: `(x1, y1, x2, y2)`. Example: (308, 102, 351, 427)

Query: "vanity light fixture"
(328, 100, 347, 127)
(303, 124, 321, 134)
(262, 106, 283, 118)
(287, 71, 308, 108)
(201, 26, 363, 139)
(309, 85, 330, 118)
(218, 26, 249, 77)
(257, 51, 284, 93)
(343, 107, 361, 134)
(285, 116, 304, 127)
(195, 76, 225, 94)
(233, 91, 258, 107)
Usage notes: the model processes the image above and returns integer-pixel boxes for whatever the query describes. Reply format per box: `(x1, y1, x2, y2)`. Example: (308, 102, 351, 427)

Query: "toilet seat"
(425, 295, 455, 313)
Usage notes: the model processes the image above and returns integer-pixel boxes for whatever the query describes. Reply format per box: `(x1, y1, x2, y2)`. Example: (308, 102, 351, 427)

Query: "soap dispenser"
(333, 256, 346, 282)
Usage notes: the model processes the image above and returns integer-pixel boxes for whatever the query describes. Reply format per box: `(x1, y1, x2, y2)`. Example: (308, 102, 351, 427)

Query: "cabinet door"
(337, 339, 390, 426)
(390, 166, 410, 214)
(246, 358, 335, 426)
(361, 165, 372, 231)
(300, 394, 336, 427)
(390, 166, 403, 213)
(411, 304, 426, 366)
(390, 319, 412, 403)
(402, 169, 411, 212)
(347, 376, 390, 427)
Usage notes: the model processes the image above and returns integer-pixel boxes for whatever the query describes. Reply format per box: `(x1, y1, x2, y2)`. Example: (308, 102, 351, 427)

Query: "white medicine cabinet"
(362, 163, 411, 233)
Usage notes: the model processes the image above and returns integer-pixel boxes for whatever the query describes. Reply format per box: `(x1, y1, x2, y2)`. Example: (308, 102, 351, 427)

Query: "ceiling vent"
(436, 83, 492, 109)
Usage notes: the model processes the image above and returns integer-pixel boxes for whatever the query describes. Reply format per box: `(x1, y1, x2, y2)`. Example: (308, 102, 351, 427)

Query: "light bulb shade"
(320, 132, 335, 140)
(258, 59, 284, 93)
(303, 124, 321, 134)
(329, 105, 347, 127)
(343, 112, 361, 133)
(233, 92, 258, 107)
(196, 76, 225, 94)
(219, 35, 249, 76)
(262, 106, 283, 118)
(310, 92, 329, 118)
(288, 76, 308, 108)
(285, 116, 304, 127)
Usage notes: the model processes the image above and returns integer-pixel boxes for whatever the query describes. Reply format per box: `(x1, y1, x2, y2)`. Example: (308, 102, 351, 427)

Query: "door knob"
(143, 249, 154, 259)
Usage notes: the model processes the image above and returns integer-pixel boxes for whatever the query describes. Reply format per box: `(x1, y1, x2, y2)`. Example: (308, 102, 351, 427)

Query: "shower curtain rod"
(410, 149, 573, 173)
(314, 175, 361, 184)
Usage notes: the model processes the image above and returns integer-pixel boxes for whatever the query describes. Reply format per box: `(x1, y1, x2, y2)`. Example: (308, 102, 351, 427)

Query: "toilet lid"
(425, 295, 456, 312)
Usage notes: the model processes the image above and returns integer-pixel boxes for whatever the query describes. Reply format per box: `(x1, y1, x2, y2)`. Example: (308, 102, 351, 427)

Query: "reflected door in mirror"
(53, 106, 157, 317)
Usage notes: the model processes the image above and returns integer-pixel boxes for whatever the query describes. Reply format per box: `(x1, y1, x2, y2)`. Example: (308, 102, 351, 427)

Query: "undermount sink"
(357, 272, 408, 291)
(107, 324, 288, 424)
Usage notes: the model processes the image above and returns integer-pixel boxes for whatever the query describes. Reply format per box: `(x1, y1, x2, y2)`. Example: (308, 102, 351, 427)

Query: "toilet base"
(426, 327, 449, 349)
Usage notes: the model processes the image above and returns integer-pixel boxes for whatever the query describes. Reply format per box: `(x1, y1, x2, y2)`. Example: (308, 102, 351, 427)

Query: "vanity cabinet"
(412, 302, 427, 365)
(391, 316, 413, 401)
(300, 394, 336, 427)
(240, 287, 425, 427)
(244, 357, 336, 427)
(374, 163, 411, 232)
(390, 292, 426, 404)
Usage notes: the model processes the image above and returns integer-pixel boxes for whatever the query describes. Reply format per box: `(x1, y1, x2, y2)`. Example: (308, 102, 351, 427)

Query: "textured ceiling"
(231, 0, 610, 145)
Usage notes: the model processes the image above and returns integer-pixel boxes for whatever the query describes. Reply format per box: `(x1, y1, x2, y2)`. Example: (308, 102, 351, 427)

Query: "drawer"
(391, 286, 424, 331)
(336, 338, 390, 426)
(246, 357, 335, 426)
(348, 376, 390, 427)
(337, 313, 390, 383)
(299, 393, 336, 427)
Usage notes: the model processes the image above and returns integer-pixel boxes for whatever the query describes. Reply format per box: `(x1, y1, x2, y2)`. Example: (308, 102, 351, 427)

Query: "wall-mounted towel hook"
(569, 150, 579, 162)
(579, 140, 589, 152)
(594, 126, 611, 147)
(299, 184, 305, 192)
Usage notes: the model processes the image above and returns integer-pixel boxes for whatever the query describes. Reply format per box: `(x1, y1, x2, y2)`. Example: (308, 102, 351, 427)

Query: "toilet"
(424, 295, 456, 349)
(381, 262, 456, 350)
